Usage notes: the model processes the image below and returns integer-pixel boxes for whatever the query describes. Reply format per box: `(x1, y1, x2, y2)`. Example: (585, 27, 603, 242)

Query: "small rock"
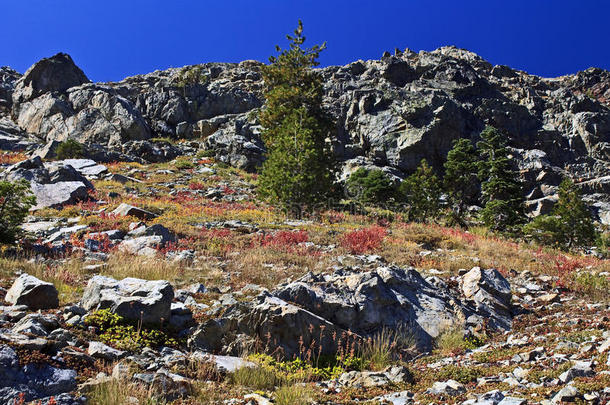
(88, 341, 125, 361)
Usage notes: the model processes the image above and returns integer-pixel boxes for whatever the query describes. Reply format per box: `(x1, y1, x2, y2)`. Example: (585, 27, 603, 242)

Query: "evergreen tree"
(399, 159, 442, 222)
(443, 138, 479, 224)
(345, 168, 396, 207)
(257, 21, 336, 211)
(524, 178, 597, 250)
(477, 126, 525, 231)
(0, 179, 36, 244)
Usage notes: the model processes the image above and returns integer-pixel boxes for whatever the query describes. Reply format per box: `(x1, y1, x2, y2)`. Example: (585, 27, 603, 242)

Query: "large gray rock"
(5, 274, 59, 310)
(274, 266, 472, 350)
(189, 266, 514, 357)
(461, 267, 513, 330)
(189, 292, 343, 358)
(81, 276, 174, 325)
(12, 53, 89, 104)
(30, 181, 89, 210)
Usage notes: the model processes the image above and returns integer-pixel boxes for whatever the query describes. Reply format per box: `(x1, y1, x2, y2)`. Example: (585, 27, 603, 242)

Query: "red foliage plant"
(340, 226, 387, 254)
(259, 230, 309, 248)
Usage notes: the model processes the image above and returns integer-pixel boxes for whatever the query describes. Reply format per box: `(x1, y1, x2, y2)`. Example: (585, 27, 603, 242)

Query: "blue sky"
(2, 0, 609, 82)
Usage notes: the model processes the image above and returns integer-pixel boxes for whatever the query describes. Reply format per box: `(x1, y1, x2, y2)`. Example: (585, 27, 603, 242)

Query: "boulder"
(81, 276, 174, 325)
(88, 341, 125, 361)
(188, 292, 343, 358)
(30, 181, 89, 210)
(274, 266, 470, 350)
(112, 203, 157, 220)
(5, 274, 59, 310)
(12, 53, 89, 104)
(460, 267, 513, 330)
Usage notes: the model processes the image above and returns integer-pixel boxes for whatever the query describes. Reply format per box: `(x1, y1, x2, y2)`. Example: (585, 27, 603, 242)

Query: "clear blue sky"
(3, 0, 609, 82)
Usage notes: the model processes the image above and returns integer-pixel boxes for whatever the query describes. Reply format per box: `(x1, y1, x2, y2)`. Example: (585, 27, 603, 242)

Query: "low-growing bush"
(340, 225, 387, 254)
(84, 309, 178, 351)
(56, 139, 84, 159)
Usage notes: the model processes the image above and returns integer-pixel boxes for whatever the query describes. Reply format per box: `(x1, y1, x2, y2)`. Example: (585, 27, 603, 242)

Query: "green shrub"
(0, 180, 36, 244)
(174, 157, 195, 170)
(345, 168, 397, 207)
(84, 309, 178, 351)
(56, 139, 84, 159)
(398, 159, 442, 222)
(524, 178, 598, 250)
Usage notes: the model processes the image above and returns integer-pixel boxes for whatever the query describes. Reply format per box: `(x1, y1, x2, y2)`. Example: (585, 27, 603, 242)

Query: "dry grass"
(274, 384, 314, 405)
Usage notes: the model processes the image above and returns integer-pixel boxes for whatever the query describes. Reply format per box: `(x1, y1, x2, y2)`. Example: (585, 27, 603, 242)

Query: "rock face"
(189, 266, 514, 357)
(1, 48, 610, 220)
(5, 274, 59, 310)
(81, 276, 174, 325)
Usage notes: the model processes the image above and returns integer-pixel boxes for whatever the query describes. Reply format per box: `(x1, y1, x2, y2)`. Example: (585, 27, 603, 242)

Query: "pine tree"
(257, 21, 336, 212)
(345, 168, 396, 207)
(443, 138, 479, 224)
(477, 126, 525, 231)
(0, 179, 36, 244)
(524, 178, 597, 250)
(399, 159, 442, 222)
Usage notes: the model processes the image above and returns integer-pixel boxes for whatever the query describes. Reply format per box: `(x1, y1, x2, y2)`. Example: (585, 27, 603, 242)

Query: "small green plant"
(0, 179, 36, 244)
(196, 149, 216, 158)
(174, 157, 195, 170)
(360, 328, 396, 371)
(56, 139, 84, 159)
(84, 309, 178, 351)
(247, 353, 349, 382)
(174, 65, 208, 96)
(435, 326, 485, 354)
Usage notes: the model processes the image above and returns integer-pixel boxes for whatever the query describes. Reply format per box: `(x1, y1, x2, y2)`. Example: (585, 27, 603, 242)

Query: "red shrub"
(188, 182, 206, 190)
(340, 226, 387, 254)
(259, 230, 309, 248)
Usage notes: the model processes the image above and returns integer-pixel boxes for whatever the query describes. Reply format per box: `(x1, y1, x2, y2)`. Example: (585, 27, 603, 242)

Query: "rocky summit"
(0, 48, 609, 404)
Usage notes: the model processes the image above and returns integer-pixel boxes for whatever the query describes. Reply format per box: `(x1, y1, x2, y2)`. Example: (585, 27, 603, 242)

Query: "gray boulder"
(461, 267, 513, 330)
(5, 274, 59, 310)
(30, 181, 89, 210)
(88, 341, 125, 361)
(274, 266, 471, 350)
(81, 276, 174, 325)
(12, 53, 89, 104)
(112, 203, 157, 220)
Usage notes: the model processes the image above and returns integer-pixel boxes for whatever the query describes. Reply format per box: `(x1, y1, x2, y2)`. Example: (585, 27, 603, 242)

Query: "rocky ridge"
(0, 48, 609, 222)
